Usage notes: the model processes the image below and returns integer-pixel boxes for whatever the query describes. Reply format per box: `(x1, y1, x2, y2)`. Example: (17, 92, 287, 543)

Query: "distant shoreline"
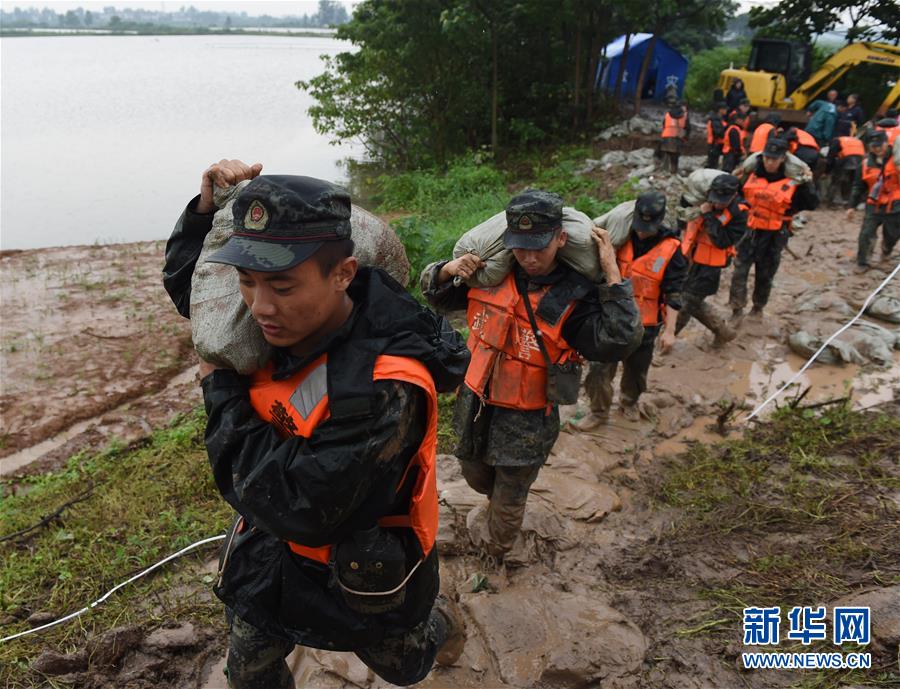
(0, 28, 338, 38)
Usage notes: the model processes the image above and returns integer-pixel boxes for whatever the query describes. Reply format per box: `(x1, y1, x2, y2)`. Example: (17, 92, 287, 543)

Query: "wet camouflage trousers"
(857, 207, 900, 267)
(223, 606, 448, 688)
(583, 326, 659, 413)
(721, 151, 741, 174)
(728, 229, 788, 312)
(675, 291, 732, 337)
(707, 144, 723, 170)
(459, 461, 542, 556)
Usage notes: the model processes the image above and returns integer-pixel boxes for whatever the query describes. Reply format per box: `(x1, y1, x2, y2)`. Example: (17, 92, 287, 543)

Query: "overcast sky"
(1, 0, 772, 16)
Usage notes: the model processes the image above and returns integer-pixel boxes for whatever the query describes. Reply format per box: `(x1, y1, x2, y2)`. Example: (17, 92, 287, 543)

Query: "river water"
(0, 34, 362, 250)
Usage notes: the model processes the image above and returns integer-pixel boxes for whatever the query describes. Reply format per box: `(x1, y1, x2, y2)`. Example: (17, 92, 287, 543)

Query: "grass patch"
(654, 403, 900, 687)
(0, 409, 230, 686)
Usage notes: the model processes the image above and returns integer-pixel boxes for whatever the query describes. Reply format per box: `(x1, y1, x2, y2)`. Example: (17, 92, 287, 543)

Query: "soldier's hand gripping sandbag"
(189, 181, 413, 374)
(675, 168, 731, 224)
(452, 204, 601, 287)
(592, 200, 637, 248)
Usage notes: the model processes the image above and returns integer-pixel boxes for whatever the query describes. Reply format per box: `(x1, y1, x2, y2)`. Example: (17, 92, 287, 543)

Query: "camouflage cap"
(867, 130, 888, 146)
(205, 175, 352, 272)
(708, 174, 740, 204)
(502, 189, 564, 250)
(763, 138, 789, 158)
(632, 191, 667, 235)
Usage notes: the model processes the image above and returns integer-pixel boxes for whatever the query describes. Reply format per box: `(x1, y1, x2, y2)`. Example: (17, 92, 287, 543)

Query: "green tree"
(749, 0, 898, 44)
(683, 43, 750, 108)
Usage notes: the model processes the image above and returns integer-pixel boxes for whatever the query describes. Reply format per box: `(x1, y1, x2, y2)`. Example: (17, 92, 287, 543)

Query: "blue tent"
(596, 34, 688, 101)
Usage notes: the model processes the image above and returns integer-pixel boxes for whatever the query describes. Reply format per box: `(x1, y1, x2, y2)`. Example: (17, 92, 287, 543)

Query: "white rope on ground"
(744, 260, 900, 422)
(0, 534, 225, 644)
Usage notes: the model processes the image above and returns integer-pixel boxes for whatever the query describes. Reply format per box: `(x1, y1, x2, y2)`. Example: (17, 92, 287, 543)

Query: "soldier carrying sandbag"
(420, 190, 642, 562)
(163, 160, 470, 689)
(577, 191, 688, 430)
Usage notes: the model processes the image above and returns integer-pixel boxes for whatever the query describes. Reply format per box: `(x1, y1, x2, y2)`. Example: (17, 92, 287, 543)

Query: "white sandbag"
(452, 206, 601, 287)
(738, 151, 812, 183)
(592, 200, 635, 248)
(191, 180, 269, 374)
(190, 183, 412, 374)
(683, 168, 726, 206)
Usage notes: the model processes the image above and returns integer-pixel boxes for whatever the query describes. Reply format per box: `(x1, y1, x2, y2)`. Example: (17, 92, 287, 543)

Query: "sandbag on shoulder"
(190, 183, 412, 374)
(592, 200, 635, 248)
(452, 206, 601, 287)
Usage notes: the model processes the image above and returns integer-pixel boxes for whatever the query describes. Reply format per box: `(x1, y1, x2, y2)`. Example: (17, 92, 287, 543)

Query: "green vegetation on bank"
(653, 403, 900, 687)
(369, 148, 638, 287)
(0, 410, 228, 687)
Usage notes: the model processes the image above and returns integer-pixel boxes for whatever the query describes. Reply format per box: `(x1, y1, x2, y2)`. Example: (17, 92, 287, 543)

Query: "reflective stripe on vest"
(722, 124, 746, 154)
(706, 120, 723, 145)
(464, 273, 578, 412)
(662, 112, 687, 139)
(743, 174, 798, 230)
(749, 123, 774, 153)
(617, 237, 681, 326)
(837, 136, 864, 159)
(681, 209, 738, 267)
(248, 354, 440, 565)
(861, 157, 900, 209)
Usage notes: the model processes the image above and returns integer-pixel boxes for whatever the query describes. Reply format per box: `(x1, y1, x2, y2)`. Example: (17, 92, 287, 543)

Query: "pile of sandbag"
(190, 181, 411, 373)
(452, 206, 603, 287)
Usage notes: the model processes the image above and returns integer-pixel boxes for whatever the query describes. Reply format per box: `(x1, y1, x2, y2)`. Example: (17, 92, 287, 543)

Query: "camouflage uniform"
(224, 606, 449, 689)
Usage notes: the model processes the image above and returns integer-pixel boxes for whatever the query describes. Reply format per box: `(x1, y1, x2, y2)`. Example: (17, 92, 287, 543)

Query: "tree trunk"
(585, 23, 601, 124)
(491, 23, 498, 153)
(573, 27, 583, 129)
(613, 32, 630, 102)
(632, 31, 659, 116)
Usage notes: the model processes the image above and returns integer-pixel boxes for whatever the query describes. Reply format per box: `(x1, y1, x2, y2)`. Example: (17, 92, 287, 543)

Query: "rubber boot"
(434, 594, 467, 666)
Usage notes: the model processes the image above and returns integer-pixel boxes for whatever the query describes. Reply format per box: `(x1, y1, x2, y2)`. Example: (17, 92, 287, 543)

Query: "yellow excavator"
(719, 38, 900, 123)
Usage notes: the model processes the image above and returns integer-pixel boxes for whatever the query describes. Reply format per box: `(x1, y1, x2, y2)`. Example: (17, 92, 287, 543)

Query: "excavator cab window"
(749, 39, 812, 93)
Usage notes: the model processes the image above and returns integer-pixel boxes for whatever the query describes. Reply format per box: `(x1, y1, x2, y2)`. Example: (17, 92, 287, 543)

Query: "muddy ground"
(1, 189, 898, 687)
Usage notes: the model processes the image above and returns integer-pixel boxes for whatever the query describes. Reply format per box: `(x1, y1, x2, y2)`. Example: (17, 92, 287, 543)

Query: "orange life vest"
(681, 206, 743, 267)
(706, 119, 724, 145)
(662, 112, 687, 139)
(789, 129, 820, 152)
(617, 237, 681, 326)
(836, 136, 864, 159)
(749, 123, 774, 153)
(722, 124, 746, 155)
(464, 273, 579, 412)
(248, 354, 439, 565)
(861, 156, 900, 209)
(743, 173, 798, 230)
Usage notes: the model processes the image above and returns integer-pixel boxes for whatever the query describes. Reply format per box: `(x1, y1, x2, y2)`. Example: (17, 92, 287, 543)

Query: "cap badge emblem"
(245, 201, 269, 231)
(518, 215, 533, 231)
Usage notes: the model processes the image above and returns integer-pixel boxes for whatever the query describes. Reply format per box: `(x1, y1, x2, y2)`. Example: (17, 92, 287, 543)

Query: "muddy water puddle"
(731, 351, 898, 416)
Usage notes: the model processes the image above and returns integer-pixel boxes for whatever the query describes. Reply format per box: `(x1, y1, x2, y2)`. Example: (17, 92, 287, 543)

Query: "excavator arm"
(786, 42, 900, 111)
